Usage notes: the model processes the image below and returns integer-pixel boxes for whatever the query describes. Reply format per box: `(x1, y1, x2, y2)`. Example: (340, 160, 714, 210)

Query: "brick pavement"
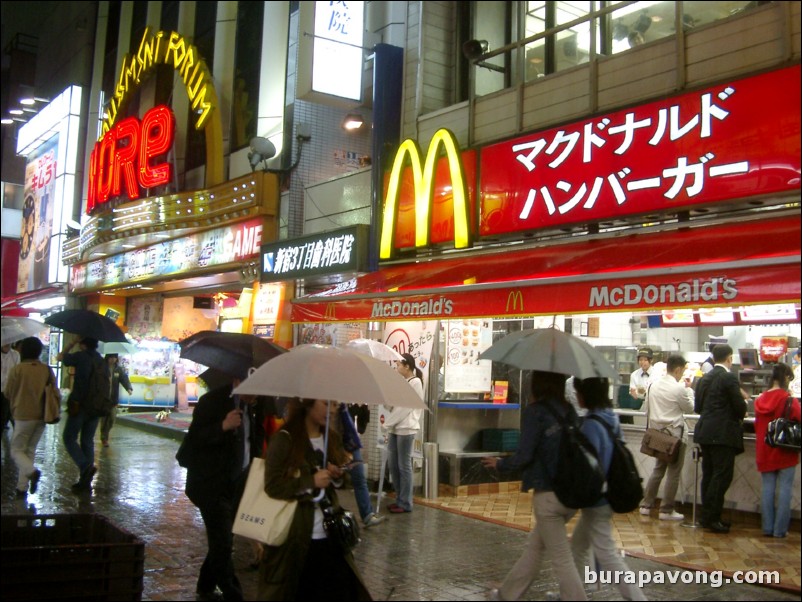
(2, 422, 798, 601)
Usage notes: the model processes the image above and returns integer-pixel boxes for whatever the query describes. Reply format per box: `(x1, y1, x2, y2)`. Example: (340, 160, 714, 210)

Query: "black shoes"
(29, 469, 41, 494)
(72, 464, 96, 493)
(706, 521, 730, 534)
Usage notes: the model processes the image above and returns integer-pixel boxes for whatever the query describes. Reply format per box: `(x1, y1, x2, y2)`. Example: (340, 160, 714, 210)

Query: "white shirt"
(1, 348, 20, 392)
(629, 366, 655, 402)
(309, 435, 327, 540)
(791, 364, 801, 397)
(644, 374, 695, 439)
(383, 376, 423, 435)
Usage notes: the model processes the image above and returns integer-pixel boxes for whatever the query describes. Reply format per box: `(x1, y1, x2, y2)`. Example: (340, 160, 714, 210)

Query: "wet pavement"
(1, 421, 799, 601)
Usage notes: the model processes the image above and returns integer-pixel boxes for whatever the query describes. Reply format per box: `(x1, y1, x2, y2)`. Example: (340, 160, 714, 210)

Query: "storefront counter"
(124, 375, 176, 408)
(615, 410, 801, 519)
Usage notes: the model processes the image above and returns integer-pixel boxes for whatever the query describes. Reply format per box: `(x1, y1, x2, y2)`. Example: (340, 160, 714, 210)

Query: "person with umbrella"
(382, 353, 424, 514)
(57, 337, 106, 493)
(177, 375, 266, 602)
(99, 353, 134, 448)
(482, 370, 588, 602)
(257, 398, 372, 601)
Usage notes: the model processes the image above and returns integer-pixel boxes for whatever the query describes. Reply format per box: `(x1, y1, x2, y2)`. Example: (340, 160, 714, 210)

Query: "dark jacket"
(258, 430, 371, 601)
(62, 348, 103, 410)
(496, 396, 570, 493)
(180, 384, 262, 507)
(693, 366, 746, 452)
(110, 365, 132, 406)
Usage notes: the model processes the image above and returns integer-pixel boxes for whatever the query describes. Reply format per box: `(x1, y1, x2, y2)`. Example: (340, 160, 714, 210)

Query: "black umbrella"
(44, 309, 128, 343)
(179, 331, 287, 379)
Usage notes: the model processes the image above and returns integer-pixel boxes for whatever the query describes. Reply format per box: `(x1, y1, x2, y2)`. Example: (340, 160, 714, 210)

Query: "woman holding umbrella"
(257, 398, 372, 601)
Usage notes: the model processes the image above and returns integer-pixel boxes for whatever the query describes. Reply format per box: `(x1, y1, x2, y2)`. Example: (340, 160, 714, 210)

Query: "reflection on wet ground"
(2, 423, 799, 601)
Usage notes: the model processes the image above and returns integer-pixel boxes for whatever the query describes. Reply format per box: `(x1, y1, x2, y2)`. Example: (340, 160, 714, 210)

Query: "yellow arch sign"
(380, 128, 471, 259)
(100, 28, 223, 187)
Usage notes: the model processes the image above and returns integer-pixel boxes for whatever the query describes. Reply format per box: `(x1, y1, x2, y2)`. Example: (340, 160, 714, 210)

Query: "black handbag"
(320, 494, 360, 554)
(765, 397, 801, 452)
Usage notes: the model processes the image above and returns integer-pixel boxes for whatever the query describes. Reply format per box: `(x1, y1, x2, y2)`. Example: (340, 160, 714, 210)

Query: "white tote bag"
(232, 457, 297, 546)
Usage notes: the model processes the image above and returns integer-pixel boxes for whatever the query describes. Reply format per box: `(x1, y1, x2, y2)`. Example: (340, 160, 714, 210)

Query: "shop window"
(185, 2, 217, 173)
(469, 1, 771, 98)
(230, 1, 265, 152)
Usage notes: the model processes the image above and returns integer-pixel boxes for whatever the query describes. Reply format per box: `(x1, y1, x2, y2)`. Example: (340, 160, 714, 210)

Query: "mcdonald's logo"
(324, 303, 337, 321)
(506, 290, 524, 313)
(379, 129, 471, 259)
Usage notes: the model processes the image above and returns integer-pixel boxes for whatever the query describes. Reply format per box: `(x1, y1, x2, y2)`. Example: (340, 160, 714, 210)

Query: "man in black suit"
(693, 344, 748, 534)
(177, 381, 264, 601)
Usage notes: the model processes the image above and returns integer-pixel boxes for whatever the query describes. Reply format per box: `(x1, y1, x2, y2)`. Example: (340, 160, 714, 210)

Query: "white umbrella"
(233, 344, 427, 479)
(345, 338, 403, 361)
(233, 344, 426, 410)
(100, 341, 138, 355)
(1, 316, 48, 346)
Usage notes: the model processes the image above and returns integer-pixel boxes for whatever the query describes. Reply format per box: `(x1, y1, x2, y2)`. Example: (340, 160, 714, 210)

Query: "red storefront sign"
(292, 215, 801, 323)
(479, 65, 800, 236)
(293, 264, 799, 323)
(87, 105, 176, 214)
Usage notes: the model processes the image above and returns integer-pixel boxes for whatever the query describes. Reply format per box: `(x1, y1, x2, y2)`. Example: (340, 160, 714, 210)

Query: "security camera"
(462, 39, 489, 61)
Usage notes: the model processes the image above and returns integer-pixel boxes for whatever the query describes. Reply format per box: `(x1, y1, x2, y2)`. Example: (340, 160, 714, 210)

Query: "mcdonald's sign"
(379, 129, 476, 259)
(324, 303, 337, 321)
(506, 290, 524, 313)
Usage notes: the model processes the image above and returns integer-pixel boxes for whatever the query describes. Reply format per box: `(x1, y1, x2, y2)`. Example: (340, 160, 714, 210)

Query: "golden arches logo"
(379, 128, 471, 259)
(324, 303, 337, 321)
(506, 290, 524, 313)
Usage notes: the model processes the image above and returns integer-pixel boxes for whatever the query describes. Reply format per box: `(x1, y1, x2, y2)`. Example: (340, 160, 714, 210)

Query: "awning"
(291, 215, 801, 323)
(1, 286, 64, 317)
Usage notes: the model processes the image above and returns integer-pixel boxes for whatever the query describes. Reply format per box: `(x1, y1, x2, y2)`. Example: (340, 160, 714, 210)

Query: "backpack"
(85, 355, 113, 418)
(585, 414, 643, 513)
(542, 402, 605, 509)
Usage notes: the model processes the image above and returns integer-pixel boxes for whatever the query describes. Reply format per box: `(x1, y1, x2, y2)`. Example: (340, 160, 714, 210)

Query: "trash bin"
(1, 513, 145, 601)
(424, 442, 439, 499)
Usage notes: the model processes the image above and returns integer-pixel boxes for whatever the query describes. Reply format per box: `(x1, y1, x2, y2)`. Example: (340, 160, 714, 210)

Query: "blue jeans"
(350, 447, 374, 520)
(63, 409, 100, 475)
(761, 466, 797, 537)
(387, 433, 415, 511)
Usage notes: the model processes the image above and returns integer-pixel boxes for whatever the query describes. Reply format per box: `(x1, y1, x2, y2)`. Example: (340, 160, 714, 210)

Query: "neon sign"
(87, 105, 175, 213)
(103, 28, 217, 135)
(380, 128, 472, 259)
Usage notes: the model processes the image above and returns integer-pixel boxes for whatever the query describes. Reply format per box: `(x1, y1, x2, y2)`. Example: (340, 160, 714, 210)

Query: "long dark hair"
(282, 398, 347, 471)
(530, 370, 567, 404)
(771, 363, 793, 389)
(400, 353, 423, 380)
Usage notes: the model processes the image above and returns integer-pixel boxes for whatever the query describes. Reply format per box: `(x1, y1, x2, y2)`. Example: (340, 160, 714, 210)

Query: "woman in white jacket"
(384, 353, 423, 513)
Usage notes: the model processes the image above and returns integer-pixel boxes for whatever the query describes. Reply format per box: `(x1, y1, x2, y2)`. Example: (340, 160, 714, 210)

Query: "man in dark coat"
(693, 344, 748, 534)
(177, 381, 264, 601)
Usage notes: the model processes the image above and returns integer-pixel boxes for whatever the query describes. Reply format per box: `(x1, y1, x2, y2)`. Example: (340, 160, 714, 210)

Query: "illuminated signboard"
(297, 2, 365, 105)
(87, 105, 175, 213)
(479, 65, 801, 236)
(69, 218, 263, 292)
(380, 129, 474, 259)
(261, 225, 368, 282)
(102, 28, 217, 135)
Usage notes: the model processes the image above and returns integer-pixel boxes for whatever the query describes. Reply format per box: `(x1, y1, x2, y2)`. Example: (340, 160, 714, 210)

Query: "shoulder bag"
(320, 492, 360, 555)
(232, 456, 298, 546)
(765, 397, 801, 452)
(639, 385, 681, 464)
(42, 369, 62, 425)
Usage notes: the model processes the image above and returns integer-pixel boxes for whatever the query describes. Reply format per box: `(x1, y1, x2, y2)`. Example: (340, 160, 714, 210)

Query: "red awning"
(291, 215, 801, 323)
(0, 286, 64, 317)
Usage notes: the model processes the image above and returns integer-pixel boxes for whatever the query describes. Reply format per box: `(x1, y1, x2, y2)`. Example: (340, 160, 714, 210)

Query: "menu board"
(444, 319, 493, 393)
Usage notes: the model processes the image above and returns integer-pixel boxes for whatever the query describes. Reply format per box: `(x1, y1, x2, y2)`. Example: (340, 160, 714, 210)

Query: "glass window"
(230, 1, 265, 151)
(185, 2, 217, 172)
(554, 1, 593, 71)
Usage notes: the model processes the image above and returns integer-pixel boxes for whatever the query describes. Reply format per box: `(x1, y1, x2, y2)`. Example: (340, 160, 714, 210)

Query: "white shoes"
(363, 513, 385, 528)
(488, 588, 501, 601)
(639, 506, 651, 516)
(659, 510, 684, 521)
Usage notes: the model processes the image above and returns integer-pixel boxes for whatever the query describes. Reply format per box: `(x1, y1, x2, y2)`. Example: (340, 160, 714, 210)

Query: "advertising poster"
(18, 134, 58, 293)
(444, 319, 493, 393)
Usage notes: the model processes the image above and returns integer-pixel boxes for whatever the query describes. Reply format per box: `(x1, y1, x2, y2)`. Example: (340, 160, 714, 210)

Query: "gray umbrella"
(478, 327, 617, 381)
